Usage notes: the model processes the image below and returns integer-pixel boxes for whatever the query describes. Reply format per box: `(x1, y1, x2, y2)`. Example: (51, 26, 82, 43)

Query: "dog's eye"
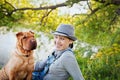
(23, 36, 27, 39)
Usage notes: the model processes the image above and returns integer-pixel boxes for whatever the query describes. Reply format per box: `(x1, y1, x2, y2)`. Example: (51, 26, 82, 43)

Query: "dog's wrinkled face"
(16, 31, 37, 51)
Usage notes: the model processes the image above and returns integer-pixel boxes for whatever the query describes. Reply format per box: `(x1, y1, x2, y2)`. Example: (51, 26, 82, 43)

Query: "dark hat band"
(55, 31, 69, 36)
(53, 31, 76, 40)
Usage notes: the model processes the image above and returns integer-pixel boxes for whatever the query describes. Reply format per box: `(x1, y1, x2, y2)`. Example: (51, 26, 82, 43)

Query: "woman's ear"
(69, 43, 73, 48)
(69, 40, 74, 48)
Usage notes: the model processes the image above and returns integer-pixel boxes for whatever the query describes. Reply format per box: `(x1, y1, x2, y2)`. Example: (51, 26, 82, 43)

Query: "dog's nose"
(31, 39, 36, 42)
(30, 39, 37, 45)
(30, 39, 37, 50)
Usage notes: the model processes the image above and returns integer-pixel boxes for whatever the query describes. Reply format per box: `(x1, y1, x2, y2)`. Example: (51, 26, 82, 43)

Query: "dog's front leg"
(26, 71, 32, 80)
(9, 71, 16, 80)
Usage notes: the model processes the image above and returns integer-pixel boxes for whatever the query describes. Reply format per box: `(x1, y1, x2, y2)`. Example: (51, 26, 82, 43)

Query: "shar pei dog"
(0, 31, 37, 80)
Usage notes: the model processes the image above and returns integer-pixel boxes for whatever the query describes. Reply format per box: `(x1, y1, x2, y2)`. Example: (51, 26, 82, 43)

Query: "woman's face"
(54, 35, 73, 51)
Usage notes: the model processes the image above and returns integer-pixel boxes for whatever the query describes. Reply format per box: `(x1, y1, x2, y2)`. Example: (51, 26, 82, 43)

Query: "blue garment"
(32, 52, 56, 80)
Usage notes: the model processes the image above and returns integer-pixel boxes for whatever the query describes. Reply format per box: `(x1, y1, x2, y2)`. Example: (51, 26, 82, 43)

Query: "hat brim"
(52, 31, 77, 41)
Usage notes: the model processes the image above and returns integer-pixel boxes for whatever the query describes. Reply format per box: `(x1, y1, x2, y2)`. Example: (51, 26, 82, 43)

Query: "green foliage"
(0, 0, 120, 79)
(0, 0, 14, 18)
(75, 43, 120, 80)
(0, 0, 34, 29)
(74, 2, 120, 46)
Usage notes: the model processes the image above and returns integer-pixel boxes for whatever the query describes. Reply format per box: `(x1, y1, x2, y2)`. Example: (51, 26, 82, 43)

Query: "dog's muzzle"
(29, 39, 37, 50)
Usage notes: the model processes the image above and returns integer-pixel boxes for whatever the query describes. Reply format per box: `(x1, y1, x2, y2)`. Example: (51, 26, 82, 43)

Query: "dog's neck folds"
(15, 45, 33, 57)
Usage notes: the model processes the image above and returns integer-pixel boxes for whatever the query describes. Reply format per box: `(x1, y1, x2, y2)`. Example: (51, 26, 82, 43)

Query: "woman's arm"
(62, 51, 85, 80)
(34, 59, 47, 71)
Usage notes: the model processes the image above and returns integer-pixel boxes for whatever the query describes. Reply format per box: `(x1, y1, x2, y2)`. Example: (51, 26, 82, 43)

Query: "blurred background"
(0, 0, 120, 79)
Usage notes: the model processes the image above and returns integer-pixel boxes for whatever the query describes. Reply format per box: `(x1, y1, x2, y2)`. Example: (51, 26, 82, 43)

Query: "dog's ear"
(29, 31, 34, 35)
(16, 32, 23, 38)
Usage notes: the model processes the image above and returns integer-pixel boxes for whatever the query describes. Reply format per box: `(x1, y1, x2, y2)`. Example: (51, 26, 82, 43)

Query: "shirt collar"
(54, 47, 72, 58)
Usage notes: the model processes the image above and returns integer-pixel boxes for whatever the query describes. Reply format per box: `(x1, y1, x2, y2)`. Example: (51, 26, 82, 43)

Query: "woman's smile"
(54, 35, 73, 51)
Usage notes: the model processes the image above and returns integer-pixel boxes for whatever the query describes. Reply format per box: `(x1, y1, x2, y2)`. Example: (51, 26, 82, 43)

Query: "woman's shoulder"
(63, 49, 74, 54)
(61, 49, 75, 59)
(61, 49, 77, 66)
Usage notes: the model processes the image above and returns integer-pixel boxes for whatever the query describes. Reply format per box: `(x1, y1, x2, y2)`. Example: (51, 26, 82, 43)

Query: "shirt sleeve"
(62, 51, 85, 80)
(34, 59, 47, 71)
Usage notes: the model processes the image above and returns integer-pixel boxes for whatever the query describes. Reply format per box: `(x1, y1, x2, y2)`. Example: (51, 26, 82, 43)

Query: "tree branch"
(11, 3, 67, 13)
(94, 0, 120, 5)
(40, 9, 53, 25)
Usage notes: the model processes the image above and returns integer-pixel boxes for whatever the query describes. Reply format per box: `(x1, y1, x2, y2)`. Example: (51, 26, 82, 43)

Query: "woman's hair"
(69, 43, 73, 48)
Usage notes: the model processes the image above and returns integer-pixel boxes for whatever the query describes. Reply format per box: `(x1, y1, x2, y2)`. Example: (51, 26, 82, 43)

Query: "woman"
(33, 24, 84, 80)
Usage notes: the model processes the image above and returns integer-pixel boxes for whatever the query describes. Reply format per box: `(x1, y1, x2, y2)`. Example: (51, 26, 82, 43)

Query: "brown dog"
(0, 31, 37, 80)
